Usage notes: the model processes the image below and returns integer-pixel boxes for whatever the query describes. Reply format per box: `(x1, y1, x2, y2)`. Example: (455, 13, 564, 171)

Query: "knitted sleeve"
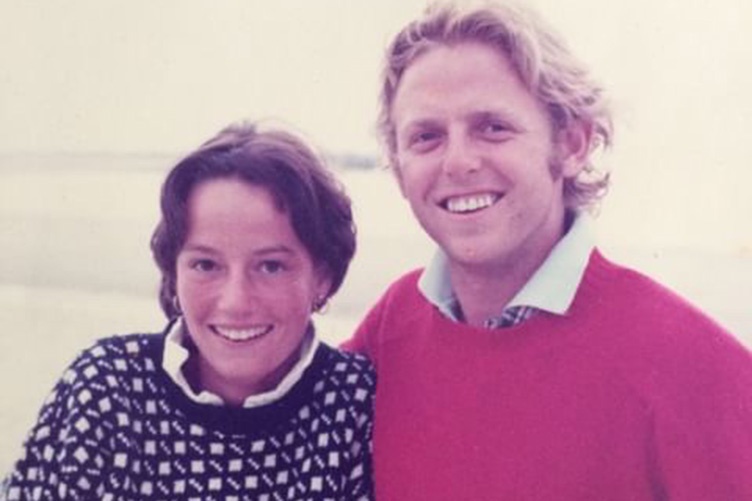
(1, 342, 123, 500)
(342, 358, 376, 500)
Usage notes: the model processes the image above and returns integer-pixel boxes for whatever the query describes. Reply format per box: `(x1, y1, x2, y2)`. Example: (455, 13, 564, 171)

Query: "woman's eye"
(191, 259, 219, 272)
(259, 260, 285, 274)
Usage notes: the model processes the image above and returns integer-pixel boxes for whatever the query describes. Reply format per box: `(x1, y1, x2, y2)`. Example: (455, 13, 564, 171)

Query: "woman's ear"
(313, 267, 333, 312)
(555, 120, 593, 178)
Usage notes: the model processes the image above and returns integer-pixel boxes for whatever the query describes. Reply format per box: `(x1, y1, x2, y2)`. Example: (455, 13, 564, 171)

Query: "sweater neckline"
(162, 319, 320, 408)
(147, 332, 335, 436)
(411, 249, 615, 350)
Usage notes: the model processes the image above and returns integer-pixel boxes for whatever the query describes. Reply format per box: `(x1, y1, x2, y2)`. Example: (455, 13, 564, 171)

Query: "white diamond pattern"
(1, 333, 375, 500)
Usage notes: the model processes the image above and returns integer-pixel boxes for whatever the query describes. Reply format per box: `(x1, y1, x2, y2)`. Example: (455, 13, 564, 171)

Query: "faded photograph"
(1, 0, 751, 496)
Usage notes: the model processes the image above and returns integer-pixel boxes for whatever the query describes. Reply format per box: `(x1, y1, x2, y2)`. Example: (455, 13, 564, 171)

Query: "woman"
(1, 122, 375, 500)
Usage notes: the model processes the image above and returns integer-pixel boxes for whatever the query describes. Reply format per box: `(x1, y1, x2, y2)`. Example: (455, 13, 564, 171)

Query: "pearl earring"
(172, 295, 182, 315)
(313, 296, 329, 314)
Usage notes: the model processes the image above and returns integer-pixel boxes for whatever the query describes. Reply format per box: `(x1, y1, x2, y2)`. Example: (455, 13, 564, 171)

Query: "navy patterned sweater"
(1, 332, 375, 500)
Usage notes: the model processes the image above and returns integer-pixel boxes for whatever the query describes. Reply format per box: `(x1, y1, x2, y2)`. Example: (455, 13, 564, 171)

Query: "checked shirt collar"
(418, 212, 595, 329)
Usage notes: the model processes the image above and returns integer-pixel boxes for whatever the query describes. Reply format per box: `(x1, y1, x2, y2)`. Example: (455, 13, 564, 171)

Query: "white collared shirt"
(418, 212, 595, 323)
(162, 319, 320, 408)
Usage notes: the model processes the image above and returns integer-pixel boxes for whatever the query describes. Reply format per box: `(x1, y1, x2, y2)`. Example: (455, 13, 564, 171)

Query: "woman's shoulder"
(318, 343, 375, 378)
(60, 332, 165, 390)
(73, 331, 163, 365)
(310, 343, 376, 400)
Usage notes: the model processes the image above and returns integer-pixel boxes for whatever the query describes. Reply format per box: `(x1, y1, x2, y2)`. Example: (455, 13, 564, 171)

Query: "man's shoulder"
(585, 250, 702, 308)
(341, 268, 430, 357)
(583, 249, 748, 361)
(577, 252, 752, 413)
(379, 267, 424, 302)
(388, 267, 423, 287)
(591, 251, 713, 313)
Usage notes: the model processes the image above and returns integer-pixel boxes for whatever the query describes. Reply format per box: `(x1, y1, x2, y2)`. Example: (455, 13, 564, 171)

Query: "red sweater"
(345, 250, 752, 500)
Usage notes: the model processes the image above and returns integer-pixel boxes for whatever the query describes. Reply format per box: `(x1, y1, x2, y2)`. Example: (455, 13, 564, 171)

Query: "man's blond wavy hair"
(378, 1, 614, 211)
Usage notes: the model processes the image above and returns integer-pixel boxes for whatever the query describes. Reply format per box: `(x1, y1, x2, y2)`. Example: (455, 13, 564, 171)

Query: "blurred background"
(2, 0, 751, 473)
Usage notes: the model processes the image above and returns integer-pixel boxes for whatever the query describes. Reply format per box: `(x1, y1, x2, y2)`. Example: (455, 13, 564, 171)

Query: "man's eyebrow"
(400, 117, 443, 131)
(466, 109, 517, 122)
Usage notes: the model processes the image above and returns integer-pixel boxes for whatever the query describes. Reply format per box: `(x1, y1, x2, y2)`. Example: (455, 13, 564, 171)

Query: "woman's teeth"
(444, 193, 500, 213)
(213, 325, 272, 342)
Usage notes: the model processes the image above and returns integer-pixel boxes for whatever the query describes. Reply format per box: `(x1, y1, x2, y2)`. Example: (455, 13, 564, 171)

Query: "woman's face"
(175, 177, 330, 404)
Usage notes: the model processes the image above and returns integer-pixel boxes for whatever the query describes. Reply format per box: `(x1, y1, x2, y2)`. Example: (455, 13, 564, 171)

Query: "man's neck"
(448, 211, 574, 327)
(449, 255, 538, 327)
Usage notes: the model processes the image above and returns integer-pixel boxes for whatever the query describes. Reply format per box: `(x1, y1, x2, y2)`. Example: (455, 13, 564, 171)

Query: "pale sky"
(2, 0, 752, 251)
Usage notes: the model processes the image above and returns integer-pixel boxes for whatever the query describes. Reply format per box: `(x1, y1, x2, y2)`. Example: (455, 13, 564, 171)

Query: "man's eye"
(484, 122, 508, 133)
(408, 130, 442, 152)
(412, 130, 441, 144)
(416, 131, 438, 142)
(259, 260, 285, 274)
(480, 121, 514, 140)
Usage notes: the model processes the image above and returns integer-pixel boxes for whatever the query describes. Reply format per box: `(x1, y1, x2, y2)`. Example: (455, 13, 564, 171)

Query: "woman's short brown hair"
(151, 121, 356, 319)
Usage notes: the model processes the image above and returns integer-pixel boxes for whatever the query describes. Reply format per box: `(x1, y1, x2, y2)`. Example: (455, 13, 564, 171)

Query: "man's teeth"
(445, 193, 499, 213)
(214, 326, 271, 342)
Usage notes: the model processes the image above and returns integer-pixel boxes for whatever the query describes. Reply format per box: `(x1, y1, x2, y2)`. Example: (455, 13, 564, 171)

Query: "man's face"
(391, 42, 584, 274)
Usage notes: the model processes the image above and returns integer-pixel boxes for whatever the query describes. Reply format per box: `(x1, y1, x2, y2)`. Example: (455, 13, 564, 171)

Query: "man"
(343, 2, 752, 499)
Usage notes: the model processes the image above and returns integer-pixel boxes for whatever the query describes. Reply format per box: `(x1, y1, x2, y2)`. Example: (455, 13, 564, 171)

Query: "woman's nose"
(217, 271, 257, 313)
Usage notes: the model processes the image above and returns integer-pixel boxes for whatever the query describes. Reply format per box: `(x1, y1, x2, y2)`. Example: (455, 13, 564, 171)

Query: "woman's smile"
(210, 324, 273, 342)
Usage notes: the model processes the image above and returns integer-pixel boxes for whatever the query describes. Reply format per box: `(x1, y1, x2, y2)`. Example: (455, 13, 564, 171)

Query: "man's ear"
(391, 157, 408, 198)
(555, 120, 593, 178)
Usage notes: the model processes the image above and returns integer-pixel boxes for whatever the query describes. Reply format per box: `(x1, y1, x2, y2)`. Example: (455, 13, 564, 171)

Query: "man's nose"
(441, 132, 480, 177)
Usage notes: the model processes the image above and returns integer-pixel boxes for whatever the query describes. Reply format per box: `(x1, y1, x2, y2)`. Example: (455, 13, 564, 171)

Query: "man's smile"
(440, 192, 502, 214)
